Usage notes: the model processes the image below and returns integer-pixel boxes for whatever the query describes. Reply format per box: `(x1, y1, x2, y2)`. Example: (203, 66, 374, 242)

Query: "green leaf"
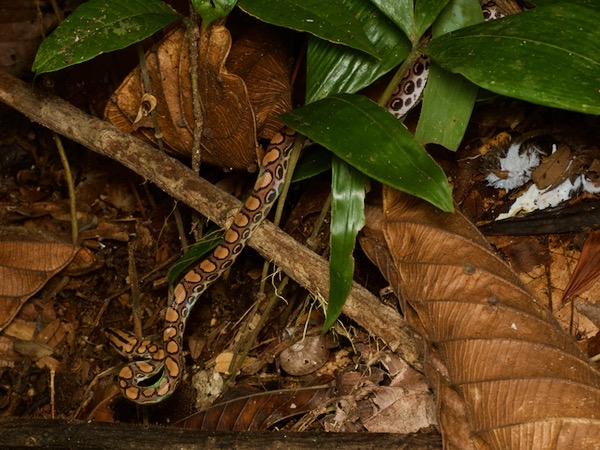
(431, 0, 482, 37)
(415, 62, 477, 150)
(325, 158, 368, 331)
(306, 0, 410, 102)
(282, 94, 453, 212)
(415, 0, 453, 38)
(368, 0, 415, 41)
(370, 0, 450, 43)
(167, 229, 224, 285)
(425, 2, 600, 114)
(237, 0, 379, 57)
(191, 0, 236, 28)
(292, 146, 332, 182)
(415, 0, 481, 149)
(32, 0, 181, 74)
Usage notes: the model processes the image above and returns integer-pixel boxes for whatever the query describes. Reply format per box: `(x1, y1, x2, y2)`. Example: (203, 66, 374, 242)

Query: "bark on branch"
(0, 71, 419, 365)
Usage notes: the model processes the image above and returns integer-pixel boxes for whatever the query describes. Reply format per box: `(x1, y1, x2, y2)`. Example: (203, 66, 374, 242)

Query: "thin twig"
(186, 14, 203, 174)
(53, 134, 78, 244)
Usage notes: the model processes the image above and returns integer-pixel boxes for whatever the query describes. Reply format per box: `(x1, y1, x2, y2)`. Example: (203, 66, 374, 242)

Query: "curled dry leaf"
(226, 26, 292, 140)
(360, 383, 436, 434)
(0, 227, 89, 331)
(196, 24, 257, 169)
(531, 143, 571, 190)
(175, 385, 334, 431)
(362, 187, 600, 449)
(105, 25, 255, 169)
(105, 23, 292, 171)
(562, 229, 600, 304)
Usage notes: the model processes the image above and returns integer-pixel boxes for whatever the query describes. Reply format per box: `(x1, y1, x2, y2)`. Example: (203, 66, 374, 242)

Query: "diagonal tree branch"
(0, 70, 420, 366)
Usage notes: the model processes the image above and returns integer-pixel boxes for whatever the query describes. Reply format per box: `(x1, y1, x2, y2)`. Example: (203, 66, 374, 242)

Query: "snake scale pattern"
(108, 0, 521, 405)
(107, 128, 296, 403)
(386, 0, 519, 119)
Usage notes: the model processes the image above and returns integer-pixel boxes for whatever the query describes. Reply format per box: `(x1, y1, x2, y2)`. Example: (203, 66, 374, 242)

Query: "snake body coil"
(108, 128, 296, 403)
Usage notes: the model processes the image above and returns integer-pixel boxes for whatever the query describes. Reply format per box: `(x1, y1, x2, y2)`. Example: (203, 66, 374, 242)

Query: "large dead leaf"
(226, 25, 292, 140)
(104, 23, 291, 171)
(175, 386, 334, 431)
(105, 24, 256, 169)
(0, 227, 80, 331)
(362, 187, 600, 449)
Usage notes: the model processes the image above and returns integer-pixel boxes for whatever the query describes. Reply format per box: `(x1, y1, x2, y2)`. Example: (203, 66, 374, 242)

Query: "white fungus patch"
(488, 142, 600, 221)
(485, 142, 543, 190)
(496, 174, 600, 220)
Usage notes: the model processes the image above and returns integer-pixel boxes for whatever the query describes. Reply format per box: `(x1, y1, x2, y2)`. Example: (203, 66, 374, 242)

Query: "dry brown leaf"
(531, 143, 572, 190)
(2, 318, 35, 341)
(104, 24, 265, 171)
(361, 384, 436, 434)
(0, 335, 17, 368)
(35, 317, 68, 348)
(175, 386, 334, 431)
(11, 201, 96, 227)
(587, 157, 600, 185)
(358, 357, 436, 434)
(196, 24, 259, 170)
(0, 227, 81, 331)
(375, 187, 600, 449)
(226, 26, 292, 140)
(562, 229, 600, 304)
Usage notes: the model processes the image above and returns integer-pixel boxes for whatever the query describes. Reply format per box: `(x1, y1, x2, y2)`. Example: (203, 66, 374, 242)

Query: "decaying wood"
(0, 418, 442, 449)
(0, 70, 420, 367)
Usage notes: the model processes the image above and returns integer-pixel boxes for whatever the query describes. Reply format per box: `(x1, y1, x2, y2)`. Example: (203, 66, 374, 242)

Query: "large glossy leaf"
(415, 0, 452, 39)
(415, 0, 482, 149)
(291, 147, 332, 182)
(237, 0, 378, 57)
(415, 62, 477, 150)
(528, 0, 599, 7)
(430, 0, 482, 36)
(368, 0, 414, 41)
(425, 2, 600, 114)
(32, 0, 181, 74)
(306, 0, 410, 102)
(282, 94, 453, 212)
(325, 159, 368, 331)
(370, 0, 450, 43)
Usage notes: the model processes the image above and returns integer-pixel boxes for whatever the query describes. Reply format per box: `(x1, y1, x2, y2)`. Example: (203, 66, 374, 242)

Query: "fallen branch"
(0, 71, 419, 365)
(0, 418, 441, 449)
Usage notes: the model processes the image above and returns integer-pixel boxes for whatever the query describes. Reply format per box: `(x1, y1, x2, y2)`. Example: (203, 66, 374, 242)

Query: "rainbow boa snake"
(107, 0, 520, 404)
(107, 128, 296, 403)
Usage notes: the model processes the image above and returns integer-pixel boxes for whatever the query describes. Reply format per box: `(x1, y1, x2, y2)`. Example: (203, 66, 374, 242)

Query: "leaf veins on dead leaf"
(359, 187, 600, 448)
(0, 226, 94, 332)
(104, 23, 291, 171)
(175, 386, 334, 431)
